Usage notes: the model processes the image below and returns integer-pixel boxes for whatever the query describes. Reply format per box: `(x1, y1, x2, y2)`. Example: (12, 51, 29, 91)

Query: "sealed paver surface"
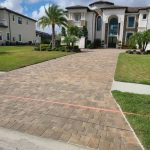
(0, 49, 142, 149)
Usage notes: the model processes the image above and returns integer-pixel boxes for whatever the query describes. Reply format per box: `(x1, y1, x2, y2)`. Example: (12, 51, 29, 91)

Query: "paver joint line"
(1, 93, 150, 119)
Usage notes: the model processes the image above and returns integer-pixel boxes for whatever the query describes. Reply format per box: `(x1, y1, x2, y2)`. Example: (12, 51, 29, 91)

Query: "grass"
(0, 46, 71, 71)
(112, 91, 150, 150)
(114, 53, 150, 85)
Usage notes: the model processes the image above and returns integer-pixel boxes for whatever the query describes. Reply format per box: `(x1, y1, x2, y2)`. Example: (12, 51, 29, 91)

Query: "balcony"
(68, 20, 87, 27)
(0, 19, 8, 28)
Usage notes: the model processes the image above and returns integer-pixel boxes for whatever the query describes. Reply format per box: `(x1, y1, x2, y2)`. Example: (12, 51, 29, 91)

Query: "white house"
(66, 0, 150, 48)
(0, 7, 36, 45)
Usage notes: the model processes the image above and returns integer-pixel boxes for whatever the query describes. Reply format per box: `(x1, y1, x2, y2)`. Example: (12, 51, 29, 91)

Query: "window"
(97, 16, 101, 31)
(74, 13, 81, 21)
(143, 14, 147, 20)
(109, 18, 118, 36)
(13, 15, 15, 22)
(126, 32, 133, 43)
(19, 34, 22, 42)
(13, 37, 15, 41)
(18, 17, 22, 24)
(26, 20, 28, 24)
(0, 32, 2, 41)
(127, 16, 135, 28)
(6, 33, 10, 41)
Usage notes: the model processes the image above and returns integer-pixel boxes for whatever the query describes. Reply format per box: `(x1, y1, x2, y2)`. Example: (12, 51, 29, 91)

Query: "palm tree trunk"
(52, 24, 56, 49)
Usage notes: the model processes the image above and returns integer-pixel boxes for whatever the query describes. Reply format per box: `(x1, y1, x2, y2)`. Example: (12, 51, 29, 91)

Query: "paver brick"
(0, 49, 142, 150)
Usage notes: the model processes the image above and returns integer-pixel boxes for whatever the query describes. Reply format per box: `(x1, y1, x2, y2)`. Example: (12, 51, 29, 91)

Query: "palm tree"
(38, 4, 68, 49)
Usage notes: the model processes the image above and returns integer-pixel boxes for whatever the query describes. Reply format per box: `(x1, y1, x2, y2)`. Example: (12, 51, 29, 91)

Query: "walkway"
(0, 49, 143, 150)
(112, 81, 150, 95)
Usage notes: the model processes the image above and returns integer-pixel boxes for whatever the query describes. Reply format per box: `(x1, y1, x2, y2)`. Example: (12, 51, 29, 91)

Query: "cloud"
(27, 0, 40, 3)
(0, 0, 23, 13)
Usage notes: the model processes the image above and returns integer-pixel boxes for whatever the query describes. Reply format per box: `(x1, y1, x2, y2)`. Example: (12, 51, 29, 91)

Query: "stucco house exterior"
(0, 7, 36, 45)
(66, 0, 150, 49)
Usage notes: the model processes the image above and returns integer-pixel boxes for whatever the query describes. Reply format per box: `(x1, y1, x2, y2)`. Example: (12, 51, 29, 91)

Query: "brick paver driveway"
(0, 49, 142, 150)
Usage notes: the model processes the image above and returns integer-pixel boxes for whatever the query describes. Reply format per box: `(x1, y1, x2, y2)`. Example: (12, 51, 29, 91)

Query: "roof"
(89, 0, 114, 6)
(36, 30, 51, 36)
(0, 7, 36, 22)
(126, 7, 141, 13)
(100, 5, 149, 13)
(101, 5, 127, 10)
(65, 5, 96, 12)
(139, 7, 150, 10)
(66, 5, 89, 9)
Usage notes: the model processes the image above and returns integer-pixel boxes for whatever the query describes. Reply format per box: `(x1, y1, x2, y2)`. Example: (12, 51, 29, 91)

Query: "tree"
(61, 27, 66, 36)
(129, 30, 150, 51)
(82, 26, 88, 38)
(38, 4, 67, 49)
(63, 35, 78, 48)
(67, 25, 80, 37)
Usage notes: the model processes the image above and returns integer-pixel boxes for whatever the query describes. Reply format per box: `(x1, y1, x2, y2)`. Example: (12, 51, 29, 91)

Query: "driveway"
(0, 49, 142, 150)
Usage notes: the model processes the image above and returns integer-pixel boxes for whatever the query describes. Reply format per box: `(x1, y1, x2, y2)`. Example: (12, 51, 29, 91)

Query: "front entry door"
(108, 37, 117, 48)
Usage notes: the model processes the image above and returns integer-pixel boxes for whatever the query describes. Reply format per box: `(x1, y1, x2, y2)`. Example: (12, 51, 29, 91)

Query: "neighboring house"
(36, 30, 51, 44)
(66, 0, 150, 48)
(0, 7, 36, 45)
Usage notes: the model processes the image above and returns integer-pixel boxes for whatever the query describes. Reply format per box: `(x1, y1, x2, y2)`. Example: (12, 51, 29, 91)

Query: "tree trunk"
(52, 24, 56, 49)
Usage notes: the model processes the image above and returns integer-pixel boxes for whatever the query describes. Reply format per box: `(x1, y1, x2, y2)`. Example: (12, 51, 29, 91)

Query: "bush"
(125, 49, 150, 55)
(34, 44, 50, 51)
(94, 39, 101, 48)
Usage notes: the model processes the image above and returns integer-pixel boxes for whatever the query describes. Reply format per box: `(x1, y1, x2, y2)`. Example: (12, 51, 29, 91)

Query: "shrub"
(34, 44, 50, 51)
(94, 39, 101, 48)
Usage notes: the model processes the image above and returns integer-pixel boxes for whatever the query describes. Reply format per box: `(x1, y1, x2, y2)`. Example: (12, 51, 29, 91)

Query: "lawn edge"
(112, 52, 144, 150)
(0, 51, 75, 72)
(110, 91, 145, 150)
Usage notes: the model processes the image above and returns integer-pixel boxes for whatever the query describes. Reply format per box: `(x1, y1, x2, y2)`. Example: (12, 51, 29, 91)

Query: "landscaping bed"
(115, 53, 150, 85)
(112, 91, 150, 150)
(0, 46, 72, 71)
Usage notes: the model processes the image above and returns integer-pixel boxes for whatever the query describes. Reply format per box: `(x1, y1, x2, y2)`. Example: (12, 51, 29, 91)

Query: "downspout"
(8, 12, 11, 42)
(146, 9, 149, 30)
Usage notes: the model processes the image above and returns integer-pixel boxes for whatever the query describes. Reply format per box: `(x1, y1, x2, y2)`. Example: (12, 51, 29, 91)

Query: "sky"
(0, 0, 150, 33)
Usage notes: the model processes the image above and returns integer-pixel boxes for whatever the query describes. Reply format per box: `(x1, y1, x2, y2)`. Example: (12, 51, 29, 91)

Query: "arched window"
(97, 16, 101, 31)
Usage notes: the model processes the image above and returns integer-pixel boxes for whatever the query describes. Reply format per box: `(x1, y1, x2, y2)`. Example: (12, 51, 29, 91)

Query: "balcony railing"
(0, 19, 8, 27)
(68, 20, 87, 27)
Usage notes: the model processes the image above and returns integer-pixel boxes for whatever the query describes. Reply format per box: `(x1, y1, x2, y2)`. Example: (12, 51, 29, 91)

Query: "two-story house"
(66, 0, 150, 48)
(0, 7, 36, 45)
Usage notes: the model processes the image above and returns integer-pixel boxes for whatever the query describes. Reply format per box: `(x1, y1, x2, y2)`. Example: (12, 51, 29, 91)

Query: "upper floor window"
(13, 15, 15, 22)
(142, 14, 147, 20)
(74, 13, 81, 21)
(127, 16, 135, 28)
(18, 17, 22, 24)
(97, 16, 101, 31)
(0, 32, 2, 41)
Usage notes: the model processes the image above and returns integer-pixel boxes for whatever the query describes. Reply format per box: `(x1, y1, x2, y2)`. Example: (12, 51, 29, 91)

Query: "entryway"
(108, 36, 117, 48)
(108, 16, 118, 48)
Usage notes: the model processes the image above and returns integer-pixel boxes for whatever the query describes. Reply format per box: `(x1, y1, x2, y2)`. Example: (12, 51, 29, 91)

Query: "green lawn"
(115, 53, 150, 85)
(112, 91, 150, 150)
(0, 46, 71, 71)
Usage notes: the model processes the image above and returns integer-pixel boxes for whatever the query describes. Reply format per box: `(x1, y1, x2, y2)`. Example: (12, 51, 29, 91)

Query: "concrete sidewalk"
(112, 81, 150, 95)
(0, 127, 91, 150)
